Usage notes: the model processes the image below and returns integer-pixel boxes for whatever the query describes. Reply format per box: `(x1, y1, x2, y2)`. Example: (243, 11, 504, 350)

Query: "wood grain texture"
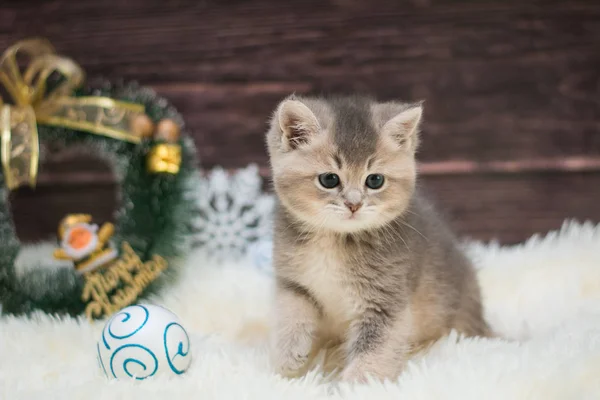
(0, 0, 599, 243)
(422, 172, 600, 243)
(1, 0, 599, 169)
(9, 153, 117, 242)
(10, 183, 118, 243)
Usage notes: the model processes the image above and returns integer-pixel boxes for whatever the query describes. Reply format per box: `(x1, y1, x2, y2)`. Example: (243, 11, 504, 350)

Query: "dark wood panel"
(422, 171, 600, 243)
(3, 1, 598, 81)
(9, 168, 600, 245)
(9, 150, 118, 242)
(10, 183, 118, 243)
(155, 74, 600, 170)
(1, 0, 599, 169)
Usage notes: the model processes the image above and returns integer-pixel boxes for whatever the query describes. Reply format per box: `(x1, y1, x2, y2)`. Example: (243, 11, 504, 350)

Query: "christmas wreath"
(0, 39, 197, 319)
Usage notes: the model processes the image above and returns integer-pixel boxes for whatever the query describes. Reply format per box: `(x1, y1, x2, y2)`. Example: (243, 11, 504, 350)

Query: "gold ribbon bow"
(0, 38, 146, 190)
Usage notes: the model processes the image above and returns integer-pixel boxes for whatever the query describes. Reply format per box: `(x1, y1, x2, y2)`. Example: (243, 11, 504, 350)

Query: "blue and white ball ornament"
(97, 304, 191, 380)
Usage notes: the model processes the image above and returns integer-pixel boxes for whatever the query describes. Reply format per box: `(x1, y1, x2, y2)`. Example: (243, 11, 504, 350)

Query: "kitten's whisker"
(401, 209, 418, 218)
(378, 220, 399, 248)
(401, 221, 428, 242)
(397, 232, 410, 251)
(384, 220, 410, 251)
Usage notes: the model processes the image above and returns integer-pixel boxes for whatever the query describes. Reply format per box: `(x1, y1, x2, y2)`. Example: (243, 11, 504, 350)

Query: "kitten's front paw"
(272, 330, 313, 377)
(274, 349, 309, 378)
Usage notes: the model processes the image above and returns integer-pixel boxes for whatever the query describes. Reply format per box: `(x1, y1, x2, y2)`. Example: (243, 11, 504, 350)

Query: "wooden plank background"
(1, 0, 599, 244)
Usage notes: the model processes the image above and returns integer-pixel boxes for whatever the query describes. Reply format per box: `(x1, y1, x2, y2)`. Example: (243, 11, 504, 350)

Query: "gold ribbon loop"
(25, 54, 85, 104)
(0, 38, 56, 107)
(0, 38, 147, 190)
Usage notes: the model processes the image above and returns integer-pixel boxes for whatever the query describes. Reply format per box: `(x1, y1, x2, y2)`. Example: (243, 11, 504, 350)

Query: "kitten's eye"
(365, 174, 385, 189)
(318, 173, 340, 189)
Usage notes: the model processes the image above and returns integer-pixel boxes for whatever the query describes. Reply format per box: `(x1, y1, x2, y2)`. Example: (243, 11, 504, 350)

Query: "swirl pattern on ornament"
(109, 344, 158, 380)
(97, 343, 108, 377)
(163, 322, 191, 374)
(102, 304, 149, 350)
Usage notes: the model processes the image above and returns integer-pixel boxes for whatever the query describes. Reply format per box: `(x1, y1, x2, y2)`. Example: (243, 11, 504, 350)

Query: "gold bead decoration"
(154, 119, 181, 142)
(130, 114, 155, 139)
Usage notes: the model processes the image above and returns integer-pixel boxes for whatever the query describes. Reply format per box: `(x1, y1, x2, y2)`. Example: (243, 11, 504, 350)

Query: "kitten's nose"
(344, 201, 362, 213)
(344, 189, 363, 213)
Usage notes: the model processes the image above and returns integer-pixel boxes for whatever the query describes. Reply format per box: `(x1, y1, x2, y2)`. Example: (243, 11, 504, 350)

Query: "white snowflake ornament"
(190, 165, 275, 261)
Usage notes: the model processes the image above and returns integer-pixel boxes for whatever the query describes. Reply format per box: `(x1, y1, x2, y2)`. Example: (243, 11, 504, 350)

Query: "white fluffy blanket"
(1, 221, 600, 399)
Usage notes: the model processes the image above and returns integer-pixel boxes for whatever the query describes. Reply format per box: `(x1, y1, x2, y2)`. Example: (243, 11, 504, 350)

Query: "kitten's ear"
(381, 104, 423, 151)
(275, 99, 321, 151)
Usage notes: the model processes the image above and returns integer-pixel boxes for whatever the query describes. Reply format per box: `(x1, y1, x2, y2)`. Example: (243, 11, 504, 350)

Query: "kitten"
(265, 95, 490, 382)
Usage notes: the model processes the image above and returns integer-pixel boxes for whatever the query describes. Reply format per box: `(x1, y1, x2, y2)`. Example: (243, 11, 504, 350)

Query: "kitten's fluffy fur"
(266, 95, 490, 382)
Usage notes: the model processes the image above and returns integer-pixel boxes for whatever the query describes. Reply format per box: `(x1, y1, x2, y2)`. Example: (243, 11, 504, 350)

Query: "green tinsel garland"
(0, 80, 198, 318)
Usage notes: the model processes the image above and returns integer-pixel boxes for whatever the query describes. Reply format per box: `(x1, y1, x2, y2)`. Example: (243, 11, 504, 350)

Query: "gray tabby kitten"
(266, 95, 490, 382)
